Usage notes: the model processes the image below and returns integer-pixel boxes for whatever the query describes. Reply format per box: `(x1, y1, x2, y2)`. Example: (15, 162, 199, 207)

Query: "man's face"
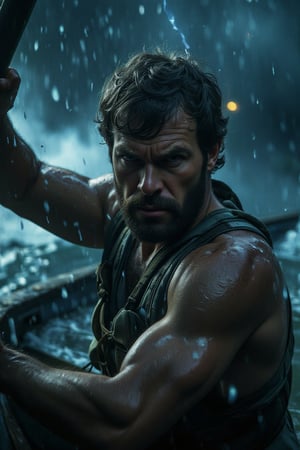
(112, 110, 211, 244)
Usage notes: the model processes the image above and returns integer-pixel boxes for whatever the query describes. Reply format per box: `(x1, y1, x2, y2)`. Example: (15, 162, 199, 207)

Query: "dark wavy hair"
(96, 51, 228, 172)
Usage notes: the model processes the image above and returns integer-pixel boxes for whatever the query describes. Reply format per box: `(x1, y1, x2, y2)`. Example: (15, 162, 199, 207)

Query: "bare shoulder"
(170, 230, 279, 302)
(168, 229, 285, 345)
(167, 230, 287, 395)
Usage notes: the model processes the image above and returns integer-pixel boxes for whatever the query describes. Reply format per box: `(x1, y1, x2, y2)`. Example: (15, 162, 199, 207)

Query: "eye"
(116, 151, 142, 168)
(162, 153, 187, 168)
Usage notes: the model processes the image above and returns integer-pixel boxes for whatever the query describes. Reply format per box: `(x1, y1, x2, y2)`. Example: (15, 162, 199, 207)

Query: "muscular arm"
(0, 70, 115, 247)
(0, 234, 287, 449)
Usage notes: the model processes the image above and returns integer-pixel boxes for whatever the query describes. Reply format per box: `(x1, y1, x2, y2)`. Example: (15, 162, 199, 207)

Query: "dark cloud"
(4, 0, 300, 214)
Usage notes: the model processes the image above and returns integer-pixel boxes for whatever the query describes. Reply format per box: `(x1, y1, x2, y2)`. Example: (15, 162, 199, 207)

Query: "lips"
(137, 207, 169, 218)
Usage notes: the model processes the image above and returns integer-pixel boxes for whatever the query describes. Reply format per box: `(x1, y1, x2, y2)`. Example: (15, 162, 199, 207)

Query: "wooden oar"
(0, 0, 37, 76)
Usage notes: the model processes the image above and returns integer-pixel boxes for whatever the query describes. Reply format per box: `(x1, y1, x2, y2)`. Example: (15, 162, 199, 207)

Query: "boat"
(0, 210, 299, 361)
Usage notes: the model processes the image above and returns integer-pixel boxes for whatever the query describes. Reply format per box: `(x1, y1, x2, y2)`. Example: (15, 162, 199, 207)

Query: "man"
(0, 52, 299, 449)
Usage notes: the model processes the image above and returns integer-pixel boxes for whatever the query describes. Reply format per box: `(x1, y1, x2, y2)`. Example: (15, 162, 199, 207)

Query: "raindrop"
(44, 75, 50, 89)
(34, 41, 39, 51)
(289, 140, 296, 153)
(61, 287, 68, 299)
(17, 276, 27, 287)
(271, 64, 275, 76)
(239, 55, 245, 70)
(51, 86, 60, 102)
(79, 39, 86, 53)
(280, 121, 287, 133)
(20, 220, 24, 230)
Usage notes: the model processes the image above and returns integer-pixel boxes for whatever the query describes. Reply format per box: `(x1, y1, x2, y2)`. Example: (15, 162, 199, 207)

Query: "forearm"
(0, 346, 129, 449)
(0, 114, 41, 206)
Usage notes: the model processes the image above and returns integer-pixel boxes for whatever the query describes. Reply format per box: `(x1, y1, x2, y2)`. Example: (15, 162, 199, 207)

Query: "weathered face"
(112, 110, 212, 243)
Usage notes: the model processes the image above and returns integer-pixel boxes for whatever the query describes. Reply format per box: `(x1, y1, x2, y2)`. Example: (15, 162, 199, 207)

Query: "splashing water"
(163, 0, 190, 55)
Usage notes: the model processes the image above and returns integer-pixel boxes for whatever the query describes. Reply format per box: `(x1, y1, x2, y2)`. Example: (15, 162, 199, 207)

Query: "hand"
(0, 68, 21, 118)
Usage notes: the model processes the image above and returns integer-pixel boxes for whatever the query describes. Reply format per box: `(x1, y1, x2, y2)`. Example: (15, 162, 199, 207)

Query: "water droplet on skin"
(228, 385, 238, 404)
(43, 201, 50, 214)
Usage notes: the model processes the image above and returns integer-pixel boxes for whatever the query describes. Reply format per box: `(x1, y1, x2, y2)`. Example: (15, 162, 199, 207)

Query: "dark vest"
(89, 181, 294, 449)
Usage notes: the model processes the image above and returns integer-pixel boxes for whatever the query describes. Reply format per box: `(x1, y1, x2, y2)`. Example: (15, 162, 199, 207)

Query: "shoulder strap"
(102, 211, 130, 262)
(127, 208, 272, 309)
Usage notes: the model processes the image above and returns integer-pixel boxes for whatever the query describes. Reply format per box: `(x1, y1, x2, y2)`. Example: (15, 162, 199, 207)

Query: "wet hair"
(96, 51, 228, 172)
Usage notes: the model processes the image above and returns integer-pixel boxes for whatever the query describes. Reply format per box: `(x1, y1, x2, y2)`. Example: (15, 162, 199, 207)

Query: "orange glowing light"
(226, 101, 239, 112)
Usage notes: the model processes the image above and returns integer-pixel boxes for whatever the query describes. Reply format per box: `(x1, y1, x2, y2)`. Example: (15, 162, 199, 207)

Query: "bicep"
(109, 316, 237, 447)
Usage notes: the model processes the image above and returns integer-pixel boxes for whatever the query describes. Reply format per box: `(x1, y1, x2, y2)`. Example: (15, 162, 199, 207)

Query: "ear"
(207, 141, 221, 172)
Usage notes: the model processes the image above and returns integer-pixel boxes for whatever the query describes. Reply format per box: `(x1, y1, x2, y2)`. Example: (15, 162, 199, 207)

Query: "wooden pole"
(0, 0, 37, 76)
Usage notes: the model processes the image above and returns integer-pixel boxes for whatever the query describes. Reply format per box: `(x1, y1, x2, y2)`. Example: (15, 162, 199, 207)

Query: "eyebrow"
(114, 144, 192, 155)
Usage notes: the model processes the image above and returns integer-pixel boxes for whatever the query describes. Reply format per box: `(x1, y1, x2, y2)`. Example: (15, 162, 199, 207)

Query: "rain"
(0, 0, 299, 438)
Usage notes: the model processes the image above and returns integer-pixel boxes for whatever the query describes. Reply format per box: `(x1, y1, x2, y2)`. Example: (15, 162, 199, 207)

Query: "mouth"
(137, 207, 169, 218)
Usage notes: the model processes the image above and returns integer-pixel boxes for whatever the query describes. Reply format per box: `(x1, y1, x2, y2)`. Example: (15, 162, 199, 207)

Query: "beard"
(116, 166, 208, 244)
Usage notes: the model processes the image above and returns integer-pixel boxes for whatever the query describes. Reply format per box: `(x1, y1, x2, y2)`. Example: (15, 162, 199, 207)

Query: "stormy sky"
(2, 0, 300, 223)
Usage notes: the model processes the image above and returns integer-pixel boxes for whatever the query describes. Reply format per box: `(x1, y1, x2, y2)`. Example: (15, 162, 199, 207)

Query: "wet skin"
(0, 69, 291, 449)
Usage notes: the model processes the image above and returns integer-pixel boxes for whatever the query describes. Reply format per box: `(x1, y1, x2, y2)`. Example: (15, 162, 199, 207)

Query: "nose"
(138, 164, 163, 195)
